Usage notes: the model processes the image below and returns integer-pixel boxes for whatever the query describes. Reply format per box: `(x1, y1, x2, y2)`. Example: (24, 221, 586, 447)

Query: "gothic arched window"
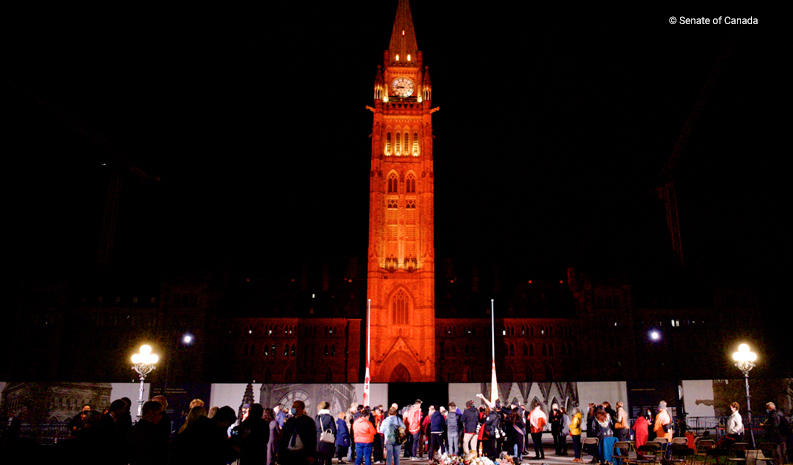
(403, 131, 409, 155)
(391, 289, 410, 325)
(395, 132, 401, 155)
(388, 173, 399, 193)
(406, 174, 416, 193)
(385, 132, 392, 155)
(413, 132, 419, 155)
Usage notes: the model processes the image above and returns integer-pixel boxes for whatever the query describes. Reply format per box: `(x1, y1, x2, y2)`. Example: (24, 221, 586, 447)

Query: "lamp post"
(131, 344, 158, 419)
(732, 343, 757, 448)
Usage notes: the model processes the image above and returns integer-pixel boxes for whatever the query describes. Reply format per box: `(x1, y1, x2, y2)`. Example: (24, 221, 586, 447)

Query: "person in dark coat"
(428, 406, 446, 459)
(128, 400, 169, 465)
(279, 400, 317, 465)
(239, 404, 270, 465)
(461, 400, 480, 457)
(172, 406, 238, 465)
(316, 401, 337, 465)
(761, 402, 789, 465)
(336, 411, 351, 464)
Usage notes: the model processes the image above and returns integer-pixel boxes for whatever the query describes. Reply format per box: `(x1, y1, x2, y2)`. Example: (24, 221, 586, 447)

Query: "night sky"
(4, 4, 790, 330)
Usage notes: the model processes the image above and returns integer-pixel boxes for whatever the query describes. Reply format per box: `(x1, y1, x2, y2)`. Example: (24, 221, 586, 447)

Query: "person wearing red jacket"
(404, 400, 423, 460)
(354, 407, 377, 465)
(529, 402, 548, 460)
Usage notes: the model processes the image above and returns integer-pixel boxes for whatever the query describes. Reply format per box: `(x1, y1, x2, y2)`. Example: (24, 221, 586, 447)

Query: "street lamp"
(732, 343, 757, 447)
(131, 344, 158, 419)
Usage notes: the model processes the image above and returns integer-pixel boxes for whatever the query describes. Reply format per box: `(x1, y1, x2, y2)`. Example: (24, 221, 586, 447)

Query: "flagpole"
(490, 299, 498, 405)
(364, 299, 371, 407)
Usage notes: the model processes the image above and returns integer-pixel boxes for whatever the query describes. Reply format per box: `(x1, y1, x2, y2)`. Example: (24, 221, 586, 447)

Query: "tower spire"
(388, 0, 418, 65)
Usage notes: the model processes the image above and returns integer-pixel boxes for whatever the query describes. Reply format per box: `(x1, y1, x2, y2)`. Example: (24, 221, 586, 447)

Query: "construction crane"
(658, 37, 734, 268)
(6, 75, 159, 270)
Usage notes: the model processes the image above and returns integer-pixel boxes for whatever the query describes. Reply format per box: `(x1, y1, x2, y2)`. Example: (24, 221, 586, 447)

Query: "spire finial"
(388, 0, 418, 66)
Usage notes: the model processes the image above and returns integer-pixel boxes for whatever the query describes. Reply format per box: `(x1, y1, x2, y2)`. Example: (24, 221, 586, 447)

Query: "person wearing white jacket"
(726, 402, 744, 440)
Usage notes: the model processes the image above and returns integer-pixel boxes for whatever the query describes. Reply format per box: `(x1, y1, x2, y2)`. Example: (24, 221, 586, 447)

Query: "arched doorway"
(390, 364, 411, 382)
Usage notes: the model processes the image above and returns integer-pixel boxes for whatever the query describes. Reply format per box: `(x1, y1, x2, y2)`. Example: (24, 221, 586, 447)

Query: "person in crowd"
(151, 395, 172, 442)
(559, 407, 570, 456)
(239, 404, 270, 465)
(315, 401, 337, 465)
(118, 397, 133, 438)
(128, 400, 168, 465)
(279, 400, 317, 465)
(208, 406, 219, 418)
(481, 406, 498, 460)
(529, 401, 547, 460)
(421, 406, 432, 458)
(336, 411, 351, 464)
(179, 406, 208, 434)
(405, 399, 423, 460)
(265, 407, 281, 465)
(632, 411, 650, 455)
(570, 407, 583, 462)
(275, 405, 286, 428)
(761, 402, 789, 465)
(653, 401, 673, 442)
(507, 406, 526, 462)
(645, 409, 656, 441)
(726, 402, 744, 441)
(602, 402, 617, 432)
(349, 404, 358, 462)
(614, 402, 630, 442)
(461, 400, 479, 457)
(381, 407, 405, 465)
(592, 407, 613, 465)
(551, 403, 564, 456)
(97, 398, 128, 463)
(447, 402, 461, 457)
(429, 405, 446, 459)
(373, 406, 385, 463)
(476, 405, 487, 456)
(68, 404, 92, 437)
(354, 406, 377, 465)
(173, 405, 237, 465)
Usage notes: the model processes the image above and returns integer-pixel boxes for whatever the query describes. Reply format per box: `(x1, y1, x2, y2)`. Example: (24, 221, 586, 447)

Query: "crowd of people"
(4, 393, 791, 465)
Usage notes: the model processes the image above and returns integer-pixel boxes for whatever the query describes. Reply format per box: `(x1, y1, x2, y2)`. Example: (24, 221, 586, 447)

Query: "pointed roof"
(388, 0, 418, 63)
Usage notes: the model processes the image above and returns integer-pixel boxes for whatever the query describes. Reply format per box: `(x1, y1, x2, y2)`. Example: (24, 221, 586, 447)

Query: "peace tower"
(366, 0, 437, 382)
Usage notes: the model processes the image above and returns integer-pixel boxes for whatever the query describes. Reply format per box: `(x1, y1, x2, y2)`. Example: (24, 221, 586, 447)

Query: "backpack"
(396, 424, 408, 445)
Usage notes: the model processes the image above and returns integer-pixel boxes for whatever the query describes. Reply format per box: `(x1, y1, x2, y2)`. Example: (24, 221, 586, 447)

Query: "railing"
(1, 422, 71, 445)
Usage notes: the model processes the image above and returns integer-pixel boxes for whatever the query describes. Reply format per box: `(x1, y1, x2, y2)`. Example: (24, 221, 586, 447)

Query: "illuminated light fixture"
(528, 280, 532, 284)
(183, 334, 194, 344)
(559, 280, 564, 284)
(732, 343, 758, 447)
(732, 343, 757, 363)
(407, 54, 411, 61)
(131, 344, 158, 418)
(402, 30, 405, 35)
(649, 330, 661, 341)
(395, 54, 399, 61)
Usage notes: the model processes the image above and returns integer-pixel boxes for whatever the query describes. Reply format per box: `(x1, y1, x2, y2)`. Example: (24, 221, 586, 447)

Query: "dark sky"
(4, 3, 789, 316)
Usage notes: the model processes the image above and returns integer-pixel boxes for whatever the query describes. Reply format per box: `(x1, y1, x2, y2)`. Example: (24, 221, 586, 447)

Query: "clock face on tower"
(391, 77, 414, 97)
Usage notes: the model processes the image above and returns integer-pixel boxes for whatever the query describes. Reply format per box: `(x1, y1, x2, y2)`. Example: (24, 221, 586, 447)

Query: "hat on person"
(414, 399, 423, 404)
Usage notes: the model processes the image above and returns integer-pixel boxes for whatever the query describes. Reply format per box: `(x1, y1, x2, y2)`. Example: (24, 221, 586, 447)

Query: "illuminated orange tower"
(366, 0, 437, 382)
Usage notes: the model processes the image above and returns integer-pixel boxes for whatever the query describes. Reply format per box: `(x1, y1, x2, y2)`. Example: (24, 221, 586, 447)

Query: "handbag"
(319, 415, 335, 443)
(321, 428, 335, 443)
